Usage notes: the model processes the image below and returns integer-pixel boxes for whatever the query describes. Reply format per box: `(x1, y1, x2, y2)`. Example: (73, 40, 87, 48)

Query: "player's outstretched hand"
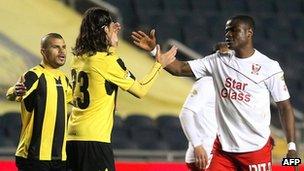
(132, 29, 156, 51)
(194, 145, 208, 169)
(155, 45, 177, 68)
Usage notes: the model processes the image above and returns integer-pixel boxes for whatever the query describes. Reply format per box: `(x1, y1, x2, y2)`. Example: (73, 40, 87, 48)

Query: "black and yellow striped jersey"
(10, 64, 72, 160)
(68, 48, 162, 143)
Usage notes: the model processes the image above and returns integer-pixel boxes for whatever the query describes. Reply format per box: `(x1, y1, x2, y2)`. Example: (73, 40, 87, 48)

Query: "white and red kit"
(188, 49, 290, 153)
(179, 77, 217, 166)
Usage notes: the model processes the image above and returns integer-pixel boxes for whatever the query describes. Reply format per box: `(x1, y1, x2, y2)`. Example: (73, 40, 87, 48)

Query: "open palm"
(132, 29, 157, 51)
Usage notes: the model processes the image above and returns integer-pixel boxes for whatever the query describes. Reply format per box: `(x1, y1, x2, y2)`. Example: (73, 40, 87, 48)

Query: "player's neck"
(235, 47, 255, 59)
(40, 61, 58, 70)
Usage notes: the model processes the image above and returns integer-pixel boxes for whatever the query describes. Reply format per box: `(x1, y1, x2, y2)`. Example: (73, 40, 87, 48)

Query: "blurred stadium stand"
(0, 0, 303, 165)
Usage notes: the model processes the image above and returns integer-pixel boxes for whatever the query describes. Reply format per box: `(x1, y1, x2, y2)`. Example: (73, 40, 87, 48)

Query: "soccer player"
(132, 15, 297, 170)
(179, 43, 229, 171)
(180, 77, 216, 171)
(6, 33, 72, 171)
(66, 7, 177, 171)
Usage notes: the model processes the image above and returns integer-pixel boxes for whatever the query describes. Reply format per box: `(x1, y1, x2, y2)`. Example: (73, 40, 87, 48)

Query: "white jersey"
(180, 77, 217, 163)
(188, 49, 290, 153)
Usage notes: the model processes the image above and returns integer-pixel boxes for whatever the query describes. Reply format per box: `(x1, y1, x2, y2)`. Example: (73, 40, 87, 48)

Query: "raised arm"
(276, 99, 297, 158)
(132, 29, 194, 77)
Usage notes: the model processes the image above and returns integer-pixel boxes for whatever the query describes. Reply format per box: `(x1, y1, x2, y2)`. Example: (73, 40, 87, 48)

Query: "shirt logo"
(220, 77, 251, 102)
(55, 78, 62, 87)
(190, 89, 198, 97)
(251, 63, 261, 75)
(283, 85, 287, 91)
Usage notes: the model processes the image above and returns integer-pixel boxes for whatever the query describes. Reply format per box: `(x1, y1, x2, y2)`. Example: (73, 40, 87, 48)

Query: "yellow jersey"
(9, 64, 72, 160)
(68, 48, 162, 143)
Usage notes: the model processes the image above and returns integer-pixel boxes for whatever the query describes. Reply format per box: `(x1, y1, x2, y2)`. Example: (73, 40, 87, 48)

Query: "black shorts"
(66, 141, 115, 171)
(15, 156, 66, 171)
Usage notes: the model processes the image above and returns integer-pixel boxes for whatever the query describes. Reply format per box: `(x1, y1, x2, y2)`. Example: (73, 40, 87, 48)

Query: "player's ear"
(247, 28, 253, 38)
(104, 25, 109, 33)
(40, 48, 46, 57)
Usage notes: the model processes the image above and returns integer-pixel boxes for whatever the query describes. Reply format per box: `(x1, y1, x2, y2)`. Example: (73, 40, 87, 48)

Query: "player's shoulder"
(27, 65, 44, 76)
(93, 50, 128, 73)
(22, 65, 43, 81)
(254, 50, 281, 72)
(56, 69, 69, 78)
(203, 50, 233, 62)
(94, 50, 119, 64)
(255, 50, 278, 64)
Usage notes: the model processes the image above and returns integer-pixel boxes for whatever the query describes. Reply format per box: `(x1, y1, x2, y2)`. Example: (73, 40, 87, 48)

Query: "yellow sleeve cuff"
(127, 61, 162, 98)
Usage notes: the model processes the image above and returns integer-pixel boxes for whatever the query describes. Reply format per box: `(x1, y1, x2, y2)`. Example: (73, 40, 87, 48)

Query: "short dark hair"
(41, 33, 63, 48)
(73, 7, 113, 56)
(230, 15, 255, 31)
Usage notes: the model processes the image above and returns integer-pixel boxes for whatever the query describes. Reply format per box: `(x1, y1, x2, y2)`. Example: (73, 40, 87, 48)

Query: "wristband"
(150, 46, 157, 57)
(287, 142, 296, 151)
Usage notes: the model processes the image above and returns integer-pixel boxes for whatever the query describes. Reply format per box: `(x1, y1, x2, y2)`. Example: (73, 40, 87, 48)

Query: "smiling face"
(225, 19, 253, 50)
(41, 37, 66, 69)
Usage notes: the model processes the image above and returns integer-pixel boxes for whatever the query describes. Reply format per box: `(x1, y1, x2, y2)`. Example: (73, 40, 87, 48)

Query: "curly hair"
(73, 7, 113, 56)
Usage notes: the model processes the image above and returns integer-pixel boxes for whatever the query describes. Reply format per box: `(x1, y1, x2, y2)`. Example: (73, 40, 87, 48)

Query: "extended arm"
(132, 30, 194, 77)
(127, 62, 162, 98)
(128, 45, 177, 98)
(165, 60, 194, 77)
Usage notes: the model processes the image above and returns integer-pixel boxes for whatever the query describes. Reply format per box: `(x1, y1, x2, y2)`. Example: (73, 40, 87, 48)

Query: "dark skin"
(225, 19, 255, 58)
(132, 30, 193, 77)
(132, 17, 298, 162)
(225, 20, 296, 160)
(227, 19, 297, 159)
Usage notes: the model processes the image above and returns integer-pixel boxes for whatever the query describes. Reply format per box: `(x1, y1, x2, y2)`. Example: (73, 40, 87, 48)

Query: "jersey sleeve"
(187, 57, 212, 79)
(265, 71, 290, 102)
(182, 77, 214, 114)
(179, 108, 203, 147)
(22, 71, 39, 100)
(6, 71, 39, 101)
(182, 84, 202, 113)
(127, 62, 162, 98)
(104, 58, 136, 91)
